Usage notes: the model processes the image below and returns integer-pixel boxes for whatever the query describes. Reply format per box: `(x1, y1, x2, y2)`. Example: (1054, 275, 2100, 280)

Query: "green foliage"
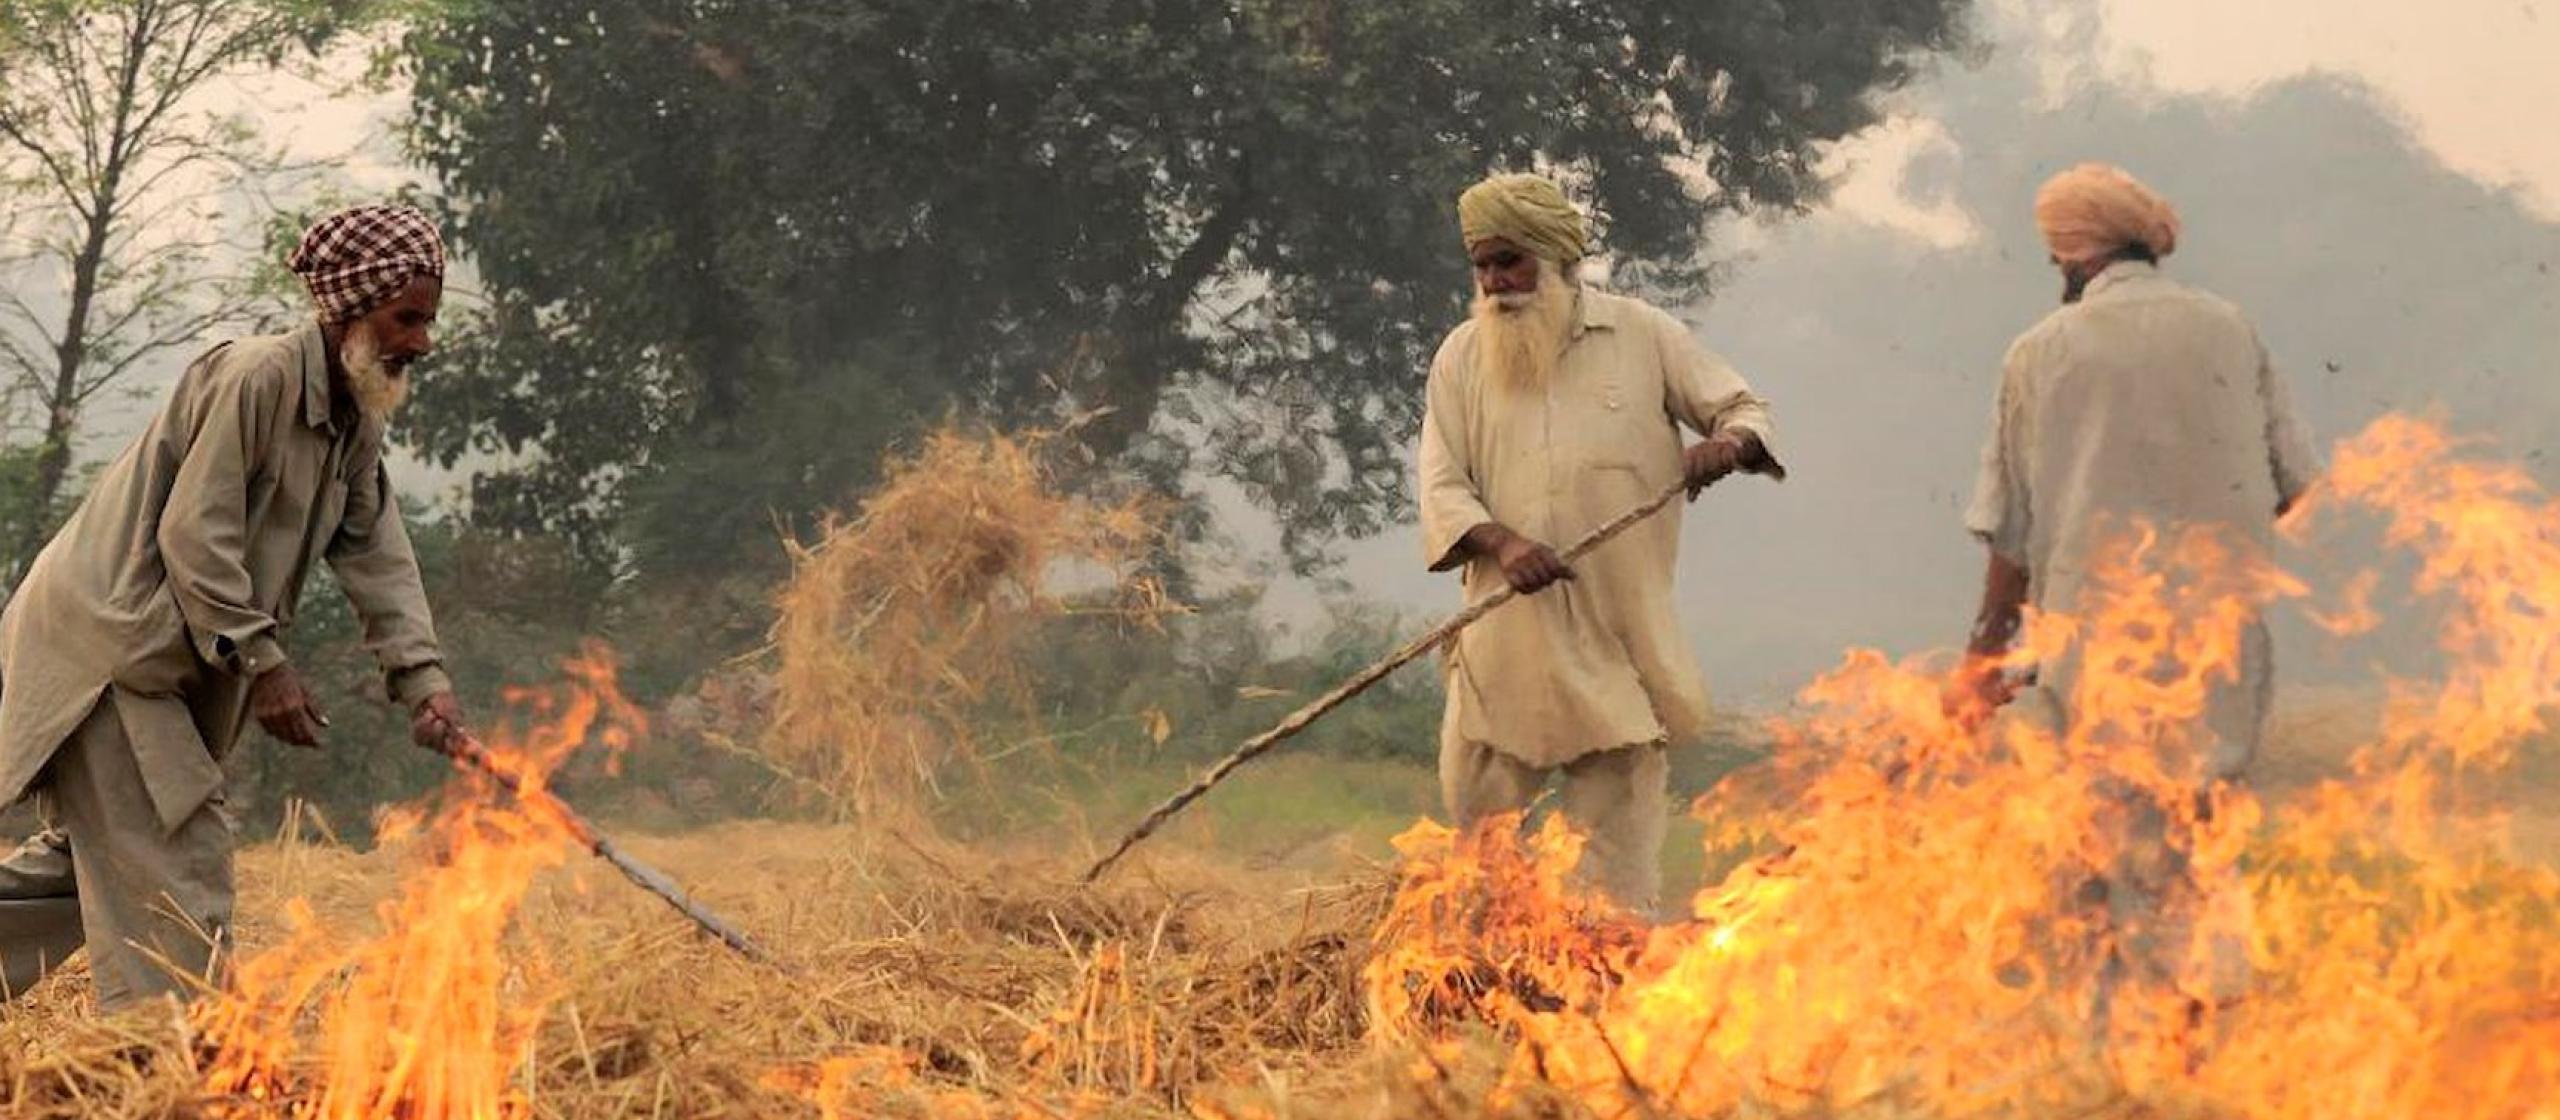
(0, 443, 48, 586)
(0, 448, 97, 590)
(906, 592, 1446, 853)
(1042, 595, 1445, 764)
(396, 0, 1973, 581)
(223, 502, 808, 842)
(0, 0, 392, 577)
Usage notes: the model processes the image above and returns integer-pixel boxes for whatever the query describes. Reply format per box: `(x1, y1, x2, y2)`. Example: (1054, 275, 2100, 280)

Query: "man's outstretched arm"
(325, 460, 470, 750)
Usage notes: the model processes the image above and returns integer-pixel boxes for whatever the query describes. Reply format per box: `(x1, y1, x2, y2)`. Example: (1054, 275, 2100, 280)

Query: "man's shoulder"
(185, 327, 308, 399)
(2104, 269, 2253, 328)
(2007, 275, 2258, 376)
(1586, 288, 1679, 333)
(2004, 306, 2075, 368)
(1430, 318, 1483, 377)
(2155, 277, 2253, 328)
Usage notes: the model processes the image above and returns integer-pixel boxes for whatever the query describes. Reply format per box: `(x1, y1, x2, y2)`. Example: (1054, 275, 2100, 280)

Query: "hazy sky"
(51, 0, 2560, 707)
(1263, 0, 2560, 703)
(2096, 0, 2560, 216)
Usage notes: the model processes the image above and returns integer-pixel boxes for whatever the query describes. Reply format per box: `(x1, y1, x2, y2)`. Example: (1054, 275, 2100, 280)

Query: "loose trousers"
(1440, 725, 1670, 917)
(0, 698, 233, 1009)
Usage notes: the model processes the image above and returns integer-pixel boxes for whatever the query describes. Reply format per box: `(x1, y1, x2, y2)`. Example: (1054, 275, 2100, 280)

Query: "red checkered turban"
(287, 204, 447, 323)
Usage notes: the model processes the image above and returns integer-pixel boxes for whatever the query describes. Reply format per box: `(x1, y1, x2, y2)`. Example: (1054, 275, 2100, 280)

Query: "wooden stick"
(431, 731, 784, 967)
(1081, 475, 1696, 884)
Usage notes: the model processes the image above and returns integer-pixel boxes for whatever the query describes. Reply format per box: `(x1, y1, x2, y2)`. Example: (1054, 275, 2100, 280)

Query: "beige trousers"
(0, 698, 233, 1009)
(1440, 725, 1669, 917)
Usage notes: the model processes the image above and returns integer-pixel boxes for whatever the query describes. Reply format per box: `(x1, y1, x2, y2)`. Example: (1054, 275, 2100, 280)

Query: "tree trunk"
(1078, 159, 1257, 462)
(11, 205, 116, 570)
(10, 8, 153, 569)
(11, 7, 152, 565)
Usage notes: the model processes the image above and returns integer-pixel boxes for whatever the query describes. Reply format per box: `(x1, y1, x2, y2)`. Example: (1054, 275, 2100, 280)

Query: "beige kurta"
(0, 321, 450, 833)
(1965, 261, 2320, 777)
(1418, 288, 1779, 769)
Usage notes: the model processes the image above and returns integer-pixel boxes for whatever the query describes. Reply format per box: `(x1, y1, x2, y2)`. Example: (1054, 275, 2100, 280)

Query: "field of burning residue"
(0, 817, 1397, 1118)
(0, 710, 2549, 1119)
(4, 415, 2558, 1119)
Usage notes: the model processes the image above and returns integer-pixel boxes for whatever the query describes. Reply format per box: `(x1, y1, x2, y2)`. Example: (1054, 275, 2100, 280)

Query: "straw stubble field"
(3, 695, 2546, 1120)
(7, 416, 2560, 1119)
(0, 817, 1414, 1119)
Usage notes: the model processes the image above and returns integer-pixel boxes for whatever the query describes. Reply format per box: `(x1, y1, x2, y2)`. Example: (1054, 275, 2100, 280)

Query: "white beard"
(1470, 259, 1578, 394)
(339, 319, 410, 421)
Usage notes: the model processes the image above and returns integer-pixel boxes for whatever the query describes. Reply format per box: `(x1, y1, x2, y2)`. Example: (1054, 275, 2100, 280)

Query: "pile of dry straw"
(0, 816, 1406, 1119)
(0, 427, 1434, 1119)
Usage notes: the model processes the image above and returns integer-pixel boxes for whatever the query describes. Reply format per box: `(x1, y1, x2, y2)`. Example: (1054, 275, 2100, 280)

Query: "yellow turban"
(2034, 163, 2181, 265)
(1458, 173, 1589, 264)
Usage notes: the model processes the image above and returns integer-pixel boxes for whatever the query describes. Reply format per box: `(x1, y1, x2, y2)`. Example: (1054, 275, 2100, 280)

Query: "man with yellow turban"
(1954, 163, 2321, 1011)
(1418, 172, 1784, 915)
(0, 204, 475, 1008)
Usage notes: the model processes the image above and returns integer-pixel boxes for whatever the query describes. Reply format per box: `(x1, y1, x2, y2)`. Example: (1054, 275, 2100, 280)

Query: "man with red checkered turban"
(0, 205, 476, 1008)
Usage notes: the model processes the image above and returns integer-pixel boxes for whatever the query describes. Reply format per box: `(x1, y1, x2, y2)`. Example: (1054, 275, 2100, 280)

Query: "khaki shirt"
(0, 322, 450, 832)
(1418, 288, 1779, 768)
(1964, 262, 2319, 776)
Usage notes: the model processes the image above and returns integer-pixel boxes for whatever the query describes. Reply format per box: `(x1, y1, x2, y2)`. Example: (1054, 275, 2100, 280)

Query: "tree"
(0, 0, 367, 579)
(399, 0, 1971, 580)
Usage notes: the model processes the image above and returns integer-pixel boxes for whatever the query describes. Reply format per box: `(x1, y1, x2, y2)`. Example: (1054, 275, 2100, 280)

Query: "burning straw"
(10, 413, 2556, 1120)
(1359, 414, 2560, 1119)
(193, 643, 645, 1118)
(0, 824, 1385, 1119)
(761, 427, 1166, 822)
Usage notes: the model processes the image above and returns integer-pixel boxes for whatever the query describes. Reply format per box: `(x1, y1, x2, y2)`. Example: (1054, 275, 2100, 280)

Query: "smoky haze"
(1280, 12, 2560, 708)
(19, 1, 2558, 712)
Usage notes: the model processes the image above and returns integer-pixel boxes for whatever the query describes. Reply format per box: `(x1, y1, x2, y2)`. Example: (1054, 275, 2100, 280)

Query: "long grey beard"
(1470, 268, 1577, 394)
(340, 320, 409, 421)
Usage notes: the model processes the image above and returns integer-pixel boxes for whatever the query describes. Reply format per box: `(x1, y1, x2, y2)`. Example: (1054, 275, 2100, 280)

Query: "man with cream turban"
(0, 204, 475, 1008)
(1418, 172, 1785, 915)
(1954, 163, 2321, 1010)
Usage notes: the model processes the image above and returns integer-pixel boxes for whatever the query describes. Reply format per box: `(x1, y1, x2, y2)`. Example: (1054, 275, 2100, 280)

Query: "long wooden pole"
(430, 731, 783, 967)
(1081, 475, 1696, 884)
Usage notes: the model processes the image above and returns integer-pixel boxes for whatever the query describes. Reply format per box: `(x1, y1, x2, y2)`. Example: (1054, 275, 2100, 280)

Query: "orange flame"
(1367, 415, 2560, 1118)
(198, 643, 643, 1119)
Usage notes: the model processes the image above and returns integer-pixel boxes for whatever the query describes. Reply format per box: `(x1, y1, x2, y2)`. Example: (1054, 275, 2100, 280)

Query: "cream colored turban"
(1458, 173, 1589, 264)
(2034, 163, 2181, 265)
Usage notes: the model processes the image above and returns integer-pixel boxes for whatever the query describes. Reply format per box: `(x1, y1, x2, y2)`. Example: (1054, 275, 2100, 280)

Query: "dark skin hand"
(411, 690, 468, 753)
(251, 670, 472, 754)
(1682, 431, 1775, 499)
(1944, 548, 2031, 728)
(1461, 522, 1575, 594)
(249, 664, 330, 748)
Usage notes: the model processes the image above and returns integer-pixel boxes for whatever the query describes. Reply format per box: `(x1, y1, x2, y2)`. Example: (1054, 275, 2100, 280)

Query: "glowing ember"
(1366, 415, 2560, 1118)
(197, 643, 643, 1119)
